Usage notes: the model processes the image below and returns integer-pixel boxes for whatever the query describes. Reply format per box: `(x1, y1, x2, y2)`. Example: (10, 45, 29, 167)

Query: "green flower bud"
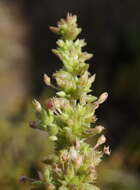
(49, 124, 59, 136)
(49, 136, 58, 141)
(56, 91, 66, 97)
(44, 167, 52, 183)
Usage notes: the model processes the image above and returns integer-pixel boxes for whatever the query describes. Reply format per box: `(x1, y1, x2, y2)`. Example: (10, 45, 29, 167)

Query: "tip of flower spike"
(50, 13, 82, 40)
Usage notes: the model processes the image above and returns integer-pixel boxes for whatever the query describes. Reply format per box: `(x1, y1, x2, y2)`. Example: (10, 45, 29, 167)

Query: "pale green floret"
(50, 13, 82, 40)
(52, 39, 92, 75)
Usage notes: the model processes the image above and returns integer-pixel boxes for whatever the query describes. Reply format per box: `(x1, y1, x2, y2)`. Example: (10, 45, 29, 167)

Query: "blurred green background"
(0, 0, 140, 189)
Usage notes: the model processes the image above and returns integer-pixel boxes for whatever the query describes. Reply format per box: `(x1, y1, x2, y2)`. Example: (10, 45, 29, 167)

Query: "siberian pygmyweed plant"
(21, 14, 110, 190)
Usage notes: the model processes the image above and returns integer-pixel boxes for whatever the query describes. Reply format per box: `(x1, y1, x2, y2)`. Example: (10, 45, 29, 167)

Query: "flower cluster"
(22, 14, 110, 190)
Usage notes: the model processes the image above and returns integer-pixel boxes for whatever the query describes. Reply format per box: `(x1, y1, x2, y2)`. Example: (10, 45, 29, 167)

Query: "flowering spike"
(23, 14, 110, 190)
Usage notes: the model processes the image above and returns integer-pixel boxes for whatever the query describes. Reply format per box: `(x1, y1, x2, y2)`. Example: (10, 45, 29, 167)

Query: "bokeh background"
(0, 0, 140, 189)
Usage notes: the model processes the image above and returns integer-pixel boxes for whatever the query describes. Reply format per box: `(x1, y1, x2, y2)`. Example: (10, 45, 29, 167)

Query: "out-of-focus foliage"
(98, 148, 140, 189)
(98, 161, 140, 190)
(97, 128, 140, 190)
(0, 104, 54, 190)
(0, 1, 30, 117)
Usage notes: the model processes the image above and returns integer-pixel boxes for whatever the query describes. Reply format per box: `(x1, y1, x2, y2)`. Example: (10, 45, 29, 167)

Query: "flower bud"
(93, 101, 99, 110)
(88, 74, 96, 84)
(97, 135, 106, 146)
(49, 136, 58, 141)
(75, 139, 81, 149)
(96, 125, 105, 133)
(56, 91, 66, 97)
(104, 146, 111, 156)
(98, 92, 108, 104)
(45, 99, 54, 109)
(44, 74, 51, 86)
(86, 125, 104, 136)
(32, 99, 42, 112)
(52, 98, 61, 108)
(70, 147, 78, 161)
(93, 135, 106, 150)
(29, 121, 37, 129)
(75, 155, 83, 169)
